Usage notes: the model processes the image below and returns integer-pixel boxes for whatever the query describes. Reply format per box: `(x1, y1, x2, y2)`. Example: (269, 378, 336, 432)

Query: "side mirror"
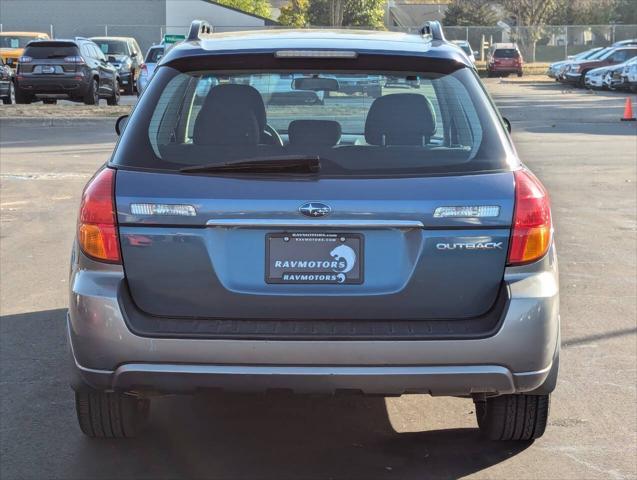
(115, 115, 129, 136)
(502, 116, 511, 134)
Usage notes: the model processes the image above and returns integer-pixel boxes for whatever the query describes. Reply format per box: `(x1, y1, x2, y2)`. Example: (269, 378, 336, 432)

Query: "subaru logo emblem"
(299, 202, 331, 217)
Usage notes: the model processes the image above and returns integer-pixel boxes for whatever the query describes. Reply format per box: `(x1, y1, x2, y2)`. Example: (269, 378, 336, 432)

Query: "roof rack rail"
(420, 21, 445, 42)
(187, 19, 212, 42)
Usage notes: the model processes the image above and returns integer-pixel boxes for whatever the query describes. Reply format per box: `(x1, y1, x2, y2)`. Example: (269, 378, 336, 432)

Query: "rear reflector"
(507, 169, 552, 266)
(434, 205, 500, 218)
(78, 168, 120, 263)
(131, 203, 196, 216)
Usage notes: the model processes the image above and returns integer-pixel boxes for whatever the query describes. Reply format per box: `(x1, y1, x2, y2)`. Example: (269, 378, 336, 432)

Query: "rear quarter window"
(24, 43, 79, 59)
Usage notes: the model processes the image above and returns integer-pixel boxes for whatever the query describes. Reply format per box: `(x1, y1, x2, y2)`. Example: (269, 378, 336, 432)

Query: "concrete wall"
(165, 0, 266, 35)
(0, 0, 165, 52)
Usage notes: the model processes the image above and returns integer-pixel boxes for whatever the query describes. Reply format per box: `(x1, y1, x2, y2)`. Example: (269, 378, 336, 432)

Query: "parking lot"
(1, 79, 636, 479)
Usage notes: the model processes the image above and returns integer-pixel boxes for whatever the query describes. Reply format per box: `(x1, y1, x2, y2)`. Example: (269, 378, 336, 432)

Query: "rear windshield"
(94, 40, 128, 56)
(23, 43, 79, 59)
(145, 47, 164, 63)
(494, 49, 519, 58)
(112, 60, 511, 177)
(0, 35, 41, 48)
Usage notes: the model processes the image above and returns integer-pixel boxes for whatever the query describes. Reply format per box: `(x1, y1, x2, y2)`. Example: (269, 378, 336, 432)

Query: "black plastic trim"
(118, 282, 509, 341)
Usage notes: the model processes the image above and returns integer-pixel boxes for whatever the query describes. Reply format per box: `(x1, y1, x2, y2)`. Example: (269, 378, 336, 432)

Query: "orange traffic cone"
(621, 97, 636, 121)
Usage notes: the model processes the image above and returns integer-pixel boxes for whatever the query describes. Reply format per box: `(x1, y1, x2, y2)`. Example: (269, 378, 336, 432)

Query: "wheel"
(14, 87, 32, 104)
(475, 393, 550, 441)
(487, 71, 493, 78)
(75, 390, 150, 438)
(107, 78, 120, 106)
(125, 71, 135, 95)
(84, 78, 99, 105)
(578, 73, 587, 88)
(42, 98, 57, 104)
(2, 81, 14, 104)
(517, 71, 523, 77)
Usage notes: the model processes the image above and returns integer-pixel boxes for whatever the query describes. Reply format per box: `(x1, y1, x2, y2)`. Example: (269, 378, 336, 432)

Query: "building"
(0, 0, 278, 52)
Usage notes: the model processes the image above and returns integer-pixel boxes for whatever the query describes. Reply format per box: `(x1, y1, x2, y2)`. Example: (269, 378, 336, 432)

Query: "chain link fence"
(440, 24, 637, 62)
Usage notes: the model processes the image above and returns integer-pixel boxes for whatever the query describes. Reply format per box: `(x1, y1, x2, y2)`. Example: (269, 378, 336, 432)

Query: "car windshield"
(0, 35, 41, 48)
(494, 49, 519, 58)
(23, 43, 78, 59)
(95, 40, 128, 55)
(577, 48, 600, 59)
(146, 48, 164, 63)
(113, 64, 511, 177)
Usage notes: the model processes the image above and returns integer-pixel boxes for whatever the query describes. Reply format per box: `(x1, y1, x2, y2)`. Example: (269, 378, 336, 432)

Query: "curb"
(0, 116, 118, 126)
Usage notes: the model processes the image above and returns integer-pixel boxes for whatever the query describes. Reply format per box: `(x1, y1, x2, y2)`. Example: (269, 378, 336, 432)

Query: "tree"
(614, 0, 637, 24)
(278, 0, 310, 26)
(443, 0, 500, 26)
(215, 0, 273, 19)
(498, 0, 560, 61)
(306, 0, 386, 28)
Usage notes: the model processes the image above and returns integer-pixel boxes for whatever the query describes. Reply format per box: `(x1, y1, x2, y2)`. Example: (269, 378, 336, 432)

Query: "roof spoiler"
(420, 21, 445, 42)
(187, 20, 212, 42)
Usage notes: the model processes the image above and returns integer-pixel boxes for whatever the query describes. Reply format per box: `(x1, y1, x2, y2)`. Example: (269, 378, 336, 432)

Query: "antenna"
(187, 20, 212, 42)
(420, 21, 445, 42)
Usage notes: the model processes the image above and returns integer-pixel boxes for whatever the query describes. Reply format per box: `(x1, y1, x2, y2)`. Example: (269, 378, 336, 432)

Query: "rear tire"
(75, 390, 150, 438)
(475, 394, 550, 441)
(14, 87, 32, 104)
(107, 78, 120, 106)
(125, 72, 135, 95)
(84, 78, 99, 105)
(2, 81, 14, 104)
(517, 71, 523, 77)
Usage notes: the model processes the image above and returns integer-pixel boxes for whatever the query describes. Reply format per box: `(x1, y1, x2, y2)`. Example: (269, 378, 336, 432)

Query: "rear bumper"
(16, 75, 89, 96)
(488, 65, 521, 73)
(68, 245, 560, 396)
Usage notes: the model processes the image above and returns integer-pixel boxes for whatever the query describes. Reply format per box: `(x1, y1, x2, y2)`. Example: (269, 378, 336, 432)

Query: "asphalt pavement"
(1, 81, 636, 479)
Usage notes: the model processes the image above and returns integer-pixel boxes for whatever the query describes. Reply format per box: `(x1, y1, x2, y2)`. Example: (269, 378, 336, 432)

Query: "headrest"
(364, 94, 436, 146)
(288, 120, 342, 146)
(193, 84, 266, 145)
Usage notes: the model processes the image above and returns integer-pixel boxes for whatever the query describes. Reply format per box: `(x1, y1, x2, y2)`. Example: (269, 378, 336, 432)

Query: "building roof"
(202, 0, 279, 25)
(388, 3, 448, 28)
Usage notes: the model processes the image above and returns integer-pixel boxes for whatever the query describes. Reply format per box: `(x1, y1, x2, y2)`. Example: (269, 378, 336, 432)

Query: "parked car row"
(0, 31, 149, 104)
(548, 39, 637, 91)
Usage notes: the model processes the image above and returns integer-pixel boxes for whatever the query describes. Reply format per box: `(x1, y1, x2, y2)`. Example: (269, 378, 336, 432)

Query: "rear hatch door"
(116, 170, 514, 320)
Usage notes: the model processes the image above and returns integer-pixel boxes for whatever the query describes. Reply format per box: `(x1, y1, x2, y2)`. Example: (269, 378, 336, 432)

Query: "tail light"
(18, 56, 32, 63)
(64, 55, 86, 64)
(77, 168, 120, 263)
(507, 169, 552, 266)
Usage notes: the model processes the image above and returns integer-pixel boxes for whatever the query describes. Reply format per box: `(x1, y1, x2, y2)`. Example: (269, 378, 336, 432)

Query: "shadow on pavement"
(2, 308, 530, 479)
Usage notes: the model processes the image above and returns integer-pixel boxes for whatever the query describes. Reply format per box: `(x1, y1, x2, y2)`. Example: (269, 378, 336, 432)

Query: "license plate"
(266, 232, 363, 284)
(42, 66, 55, 74)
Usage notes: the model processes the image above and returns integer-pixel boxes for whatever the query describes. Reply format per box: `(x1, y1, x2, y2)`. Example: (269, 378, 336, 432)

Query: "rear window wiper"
(179, 155, 321, 174)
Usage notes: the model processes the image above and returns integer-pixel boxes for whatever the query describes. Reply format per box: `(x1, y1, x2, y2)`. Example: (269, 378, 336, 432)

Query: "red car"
(487, 43, 523, 77)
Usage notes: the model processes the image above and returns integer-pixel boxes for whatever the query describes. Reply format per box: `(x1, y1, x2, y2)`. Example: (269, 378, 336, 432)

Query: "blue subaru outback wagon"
(69, 21, 559, 440)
